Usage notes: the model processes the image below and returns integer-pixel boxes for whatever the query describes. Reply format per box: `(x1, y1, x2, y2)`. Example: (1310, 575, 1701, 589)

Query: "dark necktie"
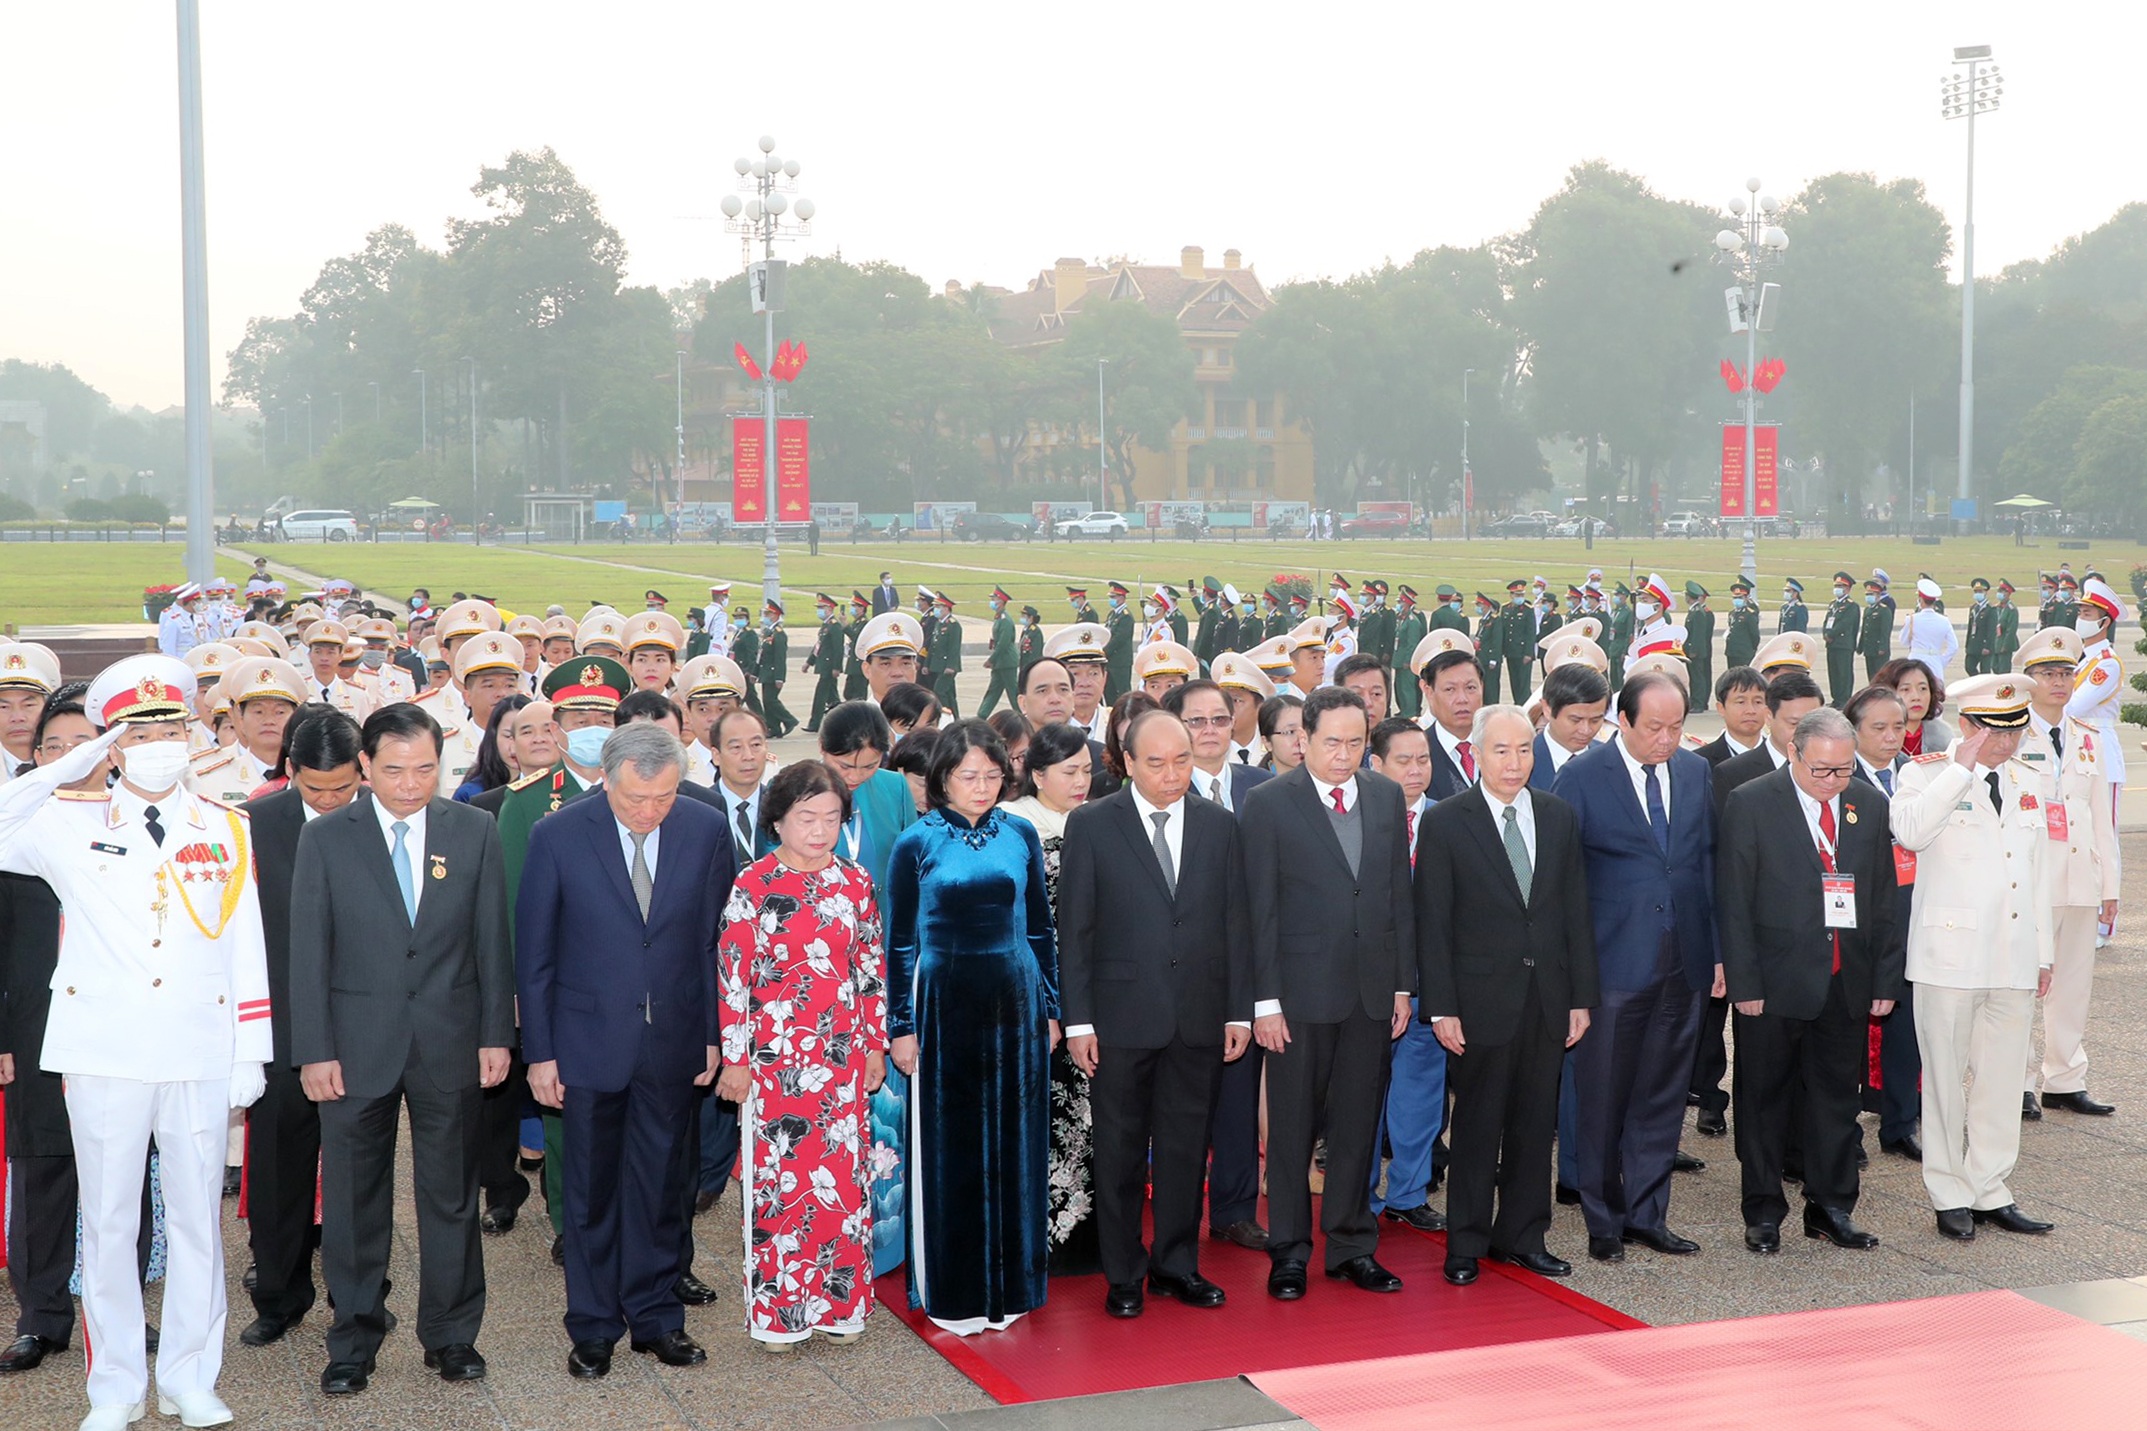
(1817, 800, 1841, 974)
(734, 798, 754, 861)
(144, 804, 165, 848)
(1877, 765, 1894, 796)
(2052, 724, 2064, 761)
(1236, 747, 1250, 763)
(1645, 765, 1669, 855)
(1150, 811, 1176, 897)
(1986, 770, 2003, 814)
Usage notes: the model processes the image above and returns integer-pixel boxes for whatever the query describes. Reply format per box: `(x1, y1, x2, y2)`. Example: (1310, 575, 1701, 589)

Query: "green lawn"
(4, 533, 2137, 628)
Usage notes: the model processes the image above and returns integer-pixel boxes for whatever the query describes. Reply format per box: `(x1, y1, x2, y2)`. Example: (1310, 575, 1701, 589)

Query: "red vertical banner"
(1719, 425, 1745, 518)
(775, 416, 811, 520)
(732, 416, 767, 523)
(1754, 423, 1780, 516)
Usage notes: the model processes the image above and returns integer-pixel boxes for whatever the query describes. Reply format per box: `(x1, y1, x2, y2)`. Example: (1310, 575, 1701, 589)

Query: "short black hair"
(819, 701, 893, 757)
(759, 757, 851, 838)
(1159, 678, 1226, 716)
(30, 696, 89, 758)
(712, 706, 768, 747)
(986, 710, 1034, 750)
(1369, 715, 1430, 762)
(1423, 649, 1483, 686)
(1018, 657, 1072, 695)
(616, 689, 683, 728)
(1764, 670, 1825, 714)
(1844, 684, 1907, 728)
(360, 700, 443, 758)
(288, 707, 363, 774)
(1714, 665, 1768, 703)
(880, 681, 941, 731)
(1334, 653, 1389, 689)
(1257, 691, 1303, 742)
(923, 717, 1014, 810)
(1543, 663, 1610, 715)
(888, 726, 941, 777)
(1301, 685, 1368, 736)
(1616, 670, 1682, 723)
(1019, 721, 1093, 797)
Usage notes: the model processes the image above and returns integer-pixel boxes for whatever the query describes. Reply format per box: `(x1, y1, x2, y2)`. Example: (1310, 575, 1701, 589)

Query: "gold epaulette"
(54, 789, 110, 802)
(1913, 751, 1950, 764)
(508, 767, 549, 791)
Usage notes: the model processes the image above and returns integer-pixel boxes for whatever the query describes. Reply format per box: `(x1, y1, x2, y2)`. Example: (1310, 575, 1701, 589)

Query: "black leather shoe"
(675, 1272, 718, 1307)
(2042, 1090, 2116, 1116)
(321, 1362, 371, 1395)
(1490, 1247, 1573, 1278)
(1745, 1222, 1781, 1254)
(424, 1343, 487, 1381)
(481, 1205, 517, 1235)
(1804, 1205, 1879, 1250)
(1782, 1163, 1804, 1184)
(239, 1311, 303, 1347)
(550, 1235, 566, 1267)
(518, 1153, 545, 1172)
(2021, 1092, 2043, 1121)
(241, 1262, 257, 1291)
(1555, 1182, 1581, 1206)
(1267, 1259, 1308, 1300)
(1881, 1134, 1923, 1162)
(1105, 1282, 1145, 1318)
(1695, 1108, 1728, 1137)
(1935, 1208, 1976, 1241)
(1971, 1203, 2054, 1235)
(1443, 1255, 1479, 1286)
(1672, 1149, 1706, 1173)
(223, 1166, 242, 1198)
(1211, 1220, 1270, 1251)
(694, 1191, 719, 1216)
(1326, 1254, 1404, 1293)
(568, 1339, 614, 1379)
(1381, 1204, 1446, 1232)
(631, 1330, 707, 1366)
(0, 1334, 62, 1373)
(1587, 1235, 1625, 1263)
(1622, 1225, 1700, 1255)
(1149, 1270, 1226, 1308)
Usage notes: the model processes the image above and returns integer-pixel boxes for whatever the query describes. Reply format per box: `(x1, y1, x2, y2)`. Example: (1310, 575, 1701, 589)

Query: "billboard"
(1142, 500, 1207, 530)
(1253, 500, 1310, 530)
(912, 501, 975, 531)
(1719, 424, 1780, 518)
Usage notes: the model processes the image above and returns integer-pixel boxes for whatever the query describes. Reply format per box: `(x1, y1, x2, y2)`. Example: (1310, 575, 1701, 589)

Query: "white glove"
(228, 1062, 266, 1109)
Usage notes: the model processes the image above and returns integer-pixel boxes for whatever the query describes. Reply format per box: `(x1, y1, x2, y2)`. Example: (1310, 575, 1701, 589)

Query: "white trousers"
(2029, 906, 2097, 1094)
(63, 1075, 228, 1409)
(1916, 985, 2035, 1213)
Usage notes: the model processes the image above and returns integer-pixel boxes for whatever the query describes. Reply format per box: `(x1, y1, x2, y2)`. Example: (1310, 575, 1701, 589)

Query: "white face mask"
(1636, 600, 1660, 623)
(2073, 613, 2107, 640)
(118, 739, 190, 793)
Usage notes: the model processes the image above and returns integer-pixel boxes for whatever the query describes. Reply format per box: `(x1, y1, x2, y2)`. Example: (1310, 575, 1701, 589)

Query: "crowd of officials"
(0, 551, 2129, 1429)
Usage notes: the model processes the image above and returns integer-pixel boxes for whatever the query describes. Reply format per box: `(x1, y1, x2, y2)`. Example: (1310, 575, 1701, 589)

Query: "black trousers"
(1204, 1044, 1263, 1228)
(245, 1060, 322, 1319)
(1265, 1010, 1391, 1268)
(477, 1046, 531, 1216)
(1732, 972, 1865, 1227)
(6, 1155, 153, 1345)
(1569, 934, 1705, 1240)
(318, 1061, 485, 1366)
(1690, 995, 1731, 1115)
(1876, 983, 1921, 1143)
(1444, 985, 1563, 1260)
(1091, 1036, 1225, 1287)
(562, 1052, 696, 1344)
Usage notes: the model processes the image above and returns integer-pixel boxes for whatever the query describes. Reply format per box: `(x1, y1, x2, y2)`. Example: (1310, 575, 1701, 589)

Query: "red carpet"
(1251, 1289, 2147, 1431)
(873, 1220, 1640, 1403)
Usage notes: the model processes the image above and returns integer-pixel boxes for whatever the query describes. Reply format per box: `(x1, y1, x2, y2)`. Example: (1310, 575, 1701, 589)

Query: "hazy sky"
(5, 2, 2136, 411)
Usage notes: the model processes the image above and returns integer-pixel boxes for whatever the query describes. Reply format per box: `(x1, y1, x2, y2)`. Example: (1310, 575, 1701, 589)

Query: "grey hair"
(600, 721, 686, 782)
(1790, 706, 1855, 756)
(1470, 702, 1534, 746)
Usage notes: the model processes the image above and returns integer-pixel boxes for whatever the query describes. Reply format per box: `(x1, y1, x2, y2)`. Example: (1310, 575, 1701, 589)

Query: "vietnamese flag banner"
(775, 417, 811, 521)
(733, 416, 768, 523)
(1719, 424, 1781, 518)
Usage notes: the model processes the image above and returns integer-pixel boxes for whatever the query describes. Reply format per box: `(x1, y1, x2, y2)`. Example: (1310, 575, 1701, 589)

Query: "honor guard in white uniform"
(503, 613, 546, 693)
(701, 582, 735, 657)
(1889, 674, 2057, 1242)
(1039, 619, 1110, 741)
(1322, 590, 1359, 686)
(2065, 577, 2128, 821)
(2017, 628, 2123, 1114)
(537, 614, 577, 673)
(354, 617, 417, 704)
(0, 654, 271, 1430)
(414, 600, 500, 736)
(187, 657, 307, 804)
(295, 620, 374, 721)
(1211, 650, 1276, 766)
(0, 640, 64, 784)
(623, 608, 685, 693)
(676, 653, 749, 786)
(157, 585, 204, 660)
(435, 631, 526, 796)
(574, 608, 629, 661)
(1900, 577, 1960, 678)
(1278, 617, 1330, 698)
(182, 643, 244, 754)
(1132, 639, 1198, 699)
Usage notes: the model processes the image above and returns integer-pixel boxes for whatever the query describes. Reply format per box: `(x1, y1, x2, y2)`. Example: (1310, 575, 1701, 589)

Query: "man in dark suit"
(1529, 664, 1610, 794)
(1415, 647, 1484, 801)
(1019, 655, 1120, 798)
(1366, 717, 1446, 1231)
(1717, 708, 1901, 1254)
(518, 723, 733, 1377)
(870, 572, 901, 616)
(1551, 672, 1718, 1262)
(238, 710, 366, 1347)
(290, 703, 515, 1395)
(1845, 685, 1919, 1160)
(1419, 704, 1598, 1285)
(1242, 687, 1415, 1299)
(1691, 667, 1768, 769)
(1159, 681, 1270, 1249)
(1060, 710, 1251, 1318)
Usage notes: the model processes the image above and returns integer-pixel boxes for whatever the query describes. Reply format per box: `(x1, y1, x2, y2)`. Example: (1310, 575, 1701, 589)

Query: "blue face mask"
(565, 725, 609, 767)
(1732, 596, 1747, 610)
(1240, 601, 1256, 616)
(1973, 592, 1988, 606)
(733, 617, 746, 630)
(1865, 594, 1878, 607)
(1110, 597, 1124, 611)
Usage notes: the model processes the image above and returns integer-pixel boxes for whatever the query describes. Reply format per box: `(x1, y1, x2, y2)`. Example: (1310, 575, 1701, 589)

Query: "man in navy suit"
(1551, 671, 1720, 1263)
(1367, 716, 1446, 1230)
(1415, 648, 1483, 801)
(516, 724, 736, 1380)
(1529, 665, 1610, 794)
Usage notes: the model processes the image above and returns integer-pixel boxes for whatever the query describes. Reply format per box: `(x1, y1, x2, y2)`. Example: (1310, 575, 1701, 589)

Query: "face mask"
(733, 617, 746, 631)
(1241, 601, 1256, 616)
(1835, 586, 1850, 600)
(1973, 593, 1988, 607)
(1732, 597, 1747, 611)
(1865, 594, 1878, 607)
(2073, 614, 2106, 639)
(1143, 603, 1158, 619)
(565, 726, 610, 766)
(1110, 597, 1124, 611)
(1637, 600, 1660, 623)
(118, 740, 190, 793)
(1783, 591, 1797, 603)
(360, 649, 386, 669)
(1450, 600, 1464, 611)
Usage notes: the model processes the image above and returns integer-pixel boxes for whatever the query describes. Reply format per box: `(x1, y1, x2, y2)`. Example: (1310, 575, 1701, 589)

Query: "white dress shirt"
(1615, 736, 1671, 829)
(1429, 785, 1536, 1022)
(720, 782, 761, 858)
(1792, 781, 1839, 862)
(1309, 772, 1358, 813)
(1229, 736, 1265, 767)
(1191, 764, 1234, 808)
(1721, 731, 1761, 759)
(371, 796, 428, 916)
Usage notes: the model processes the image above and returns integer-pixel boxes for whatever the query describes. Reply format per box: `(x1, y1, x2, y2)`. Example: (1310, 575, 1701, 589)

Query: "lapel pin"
(430, 854, 447, 880)
(1844, 807, 1858, 824)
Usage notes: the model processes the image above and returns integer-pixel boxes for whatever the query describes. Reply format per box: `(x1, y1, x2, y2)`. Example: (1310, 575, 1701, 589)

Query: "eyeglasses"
(1801, 764, 1856, 780)
(947, 769, 1004, 788)
(1181, 715, 1233, 729)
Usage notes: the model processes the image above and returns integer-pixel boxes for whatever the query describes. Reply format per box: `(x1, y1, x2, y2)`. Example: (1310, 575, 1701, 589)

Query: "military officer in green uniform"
(1211, 584, 1244, 664)
(1102, 580, 1134, 704)
(1683, 579, 1715, 713)
(1498, 578, 1536, 701)
(1819, 571, 1861, 705)
(1605, 582, 1634, 693)
(842, 591, 871, 702)
(1163, 585, 1190, 648)
(1963, 577, 1998, 675)
(1067, 585, 1100, 628)
(1778, 576, 1809, 634)
(1018, 605, 1044, 667)
(1991, 578, 2021, 673)
(2045, 572, 2078, 632)
(730, 605, 761, 716)
(803, 592, 846, 731)
(927, 590, 965, 716)
(1858, 575, 1893, 681)
(917, 588, 941, 693)
(1262, 587, 1290, 642)
(1723, 577, 1761, 670)
(977, 585, 1019, 717)
(1192, 576, 1223, 673)
(1474, 592, 1505, 698)
(759, 597, 798, 737)
(1359, 580, 1396, 675)
(1391, 584, 1429, 721)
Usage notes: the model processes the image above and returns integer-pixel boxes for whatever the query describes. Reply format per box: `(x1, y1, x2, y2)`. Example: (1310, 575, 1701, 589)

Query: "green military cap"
(1729, 578, 1752, 594)
(1020, 604, 1040, 621)
(1614, 581, 1632, 596)
(1201, 575, 1222, 595)
(1434, 583, 1458, 599)
(541, 654, 631, 711)
(1971, 577, 1990, 591)
(1506, 579, 1527, 592)
(1685, 580, 1708, 599)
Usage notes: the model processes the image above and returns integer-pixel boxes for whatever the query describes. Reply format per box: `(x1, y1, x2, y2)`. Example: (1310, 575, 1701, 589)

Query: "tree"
(1998, 365, 2147, 502)
(2069, 388, 2147, 525)
(1049, 300, 1199, 510)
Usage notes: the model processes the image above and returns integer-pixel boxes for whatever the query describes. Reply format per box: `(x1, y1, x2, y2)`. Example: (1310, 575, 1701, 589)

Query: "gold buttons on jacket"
(66, 986, 75, 995)
(153, 978, 162, 987)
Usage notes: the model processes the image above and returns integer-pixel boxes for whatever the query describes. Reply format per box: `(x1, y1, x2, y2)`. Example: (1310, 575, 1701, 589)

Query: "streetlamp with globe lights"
(719, 136, 815, 607)
(1714, 177, 1788, 583)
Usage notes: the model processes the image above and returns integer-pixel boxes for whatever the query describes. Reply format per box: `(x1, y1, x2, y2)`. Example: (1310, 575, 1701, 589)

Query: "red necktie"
(1818, 800, 1841, 975)
(1331, 785, 1347, 815)
(1406, 809, 1417, 869)
(1458, 740, 1476, 781)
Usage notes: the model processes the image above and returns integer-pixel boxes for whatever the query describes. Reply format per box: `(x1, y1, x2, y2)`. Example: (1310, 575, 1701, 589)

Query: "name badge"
(2020, 751, 2046, 763)
(2046, 802, 2070, 842)
(1822, 872, 1857, 929)
(90, 841, 126, 855)
(1892, 845, 1917, 886)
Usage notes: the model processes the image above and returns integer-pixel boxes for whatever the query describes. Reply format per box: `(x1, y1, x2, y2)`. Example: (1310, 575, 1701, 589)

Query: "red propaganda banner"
(732, 416, 767, 523)
(775, 417, 811, 521)
(1719, 425, 1781, 518)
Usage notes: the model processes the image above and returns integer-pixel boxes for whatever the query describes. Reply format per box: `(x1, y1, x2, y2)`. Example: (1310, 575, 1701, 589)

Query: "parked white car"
(1055, 510, 1129, 539)
(280, 508, 359, 542)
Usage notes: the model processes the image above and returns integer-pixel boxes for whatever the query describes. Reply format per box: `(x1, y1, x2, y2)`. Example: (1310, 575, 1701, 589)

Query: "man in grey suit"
(290, 703, 515, 1396)
(1241, 687, 1415, 1300)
